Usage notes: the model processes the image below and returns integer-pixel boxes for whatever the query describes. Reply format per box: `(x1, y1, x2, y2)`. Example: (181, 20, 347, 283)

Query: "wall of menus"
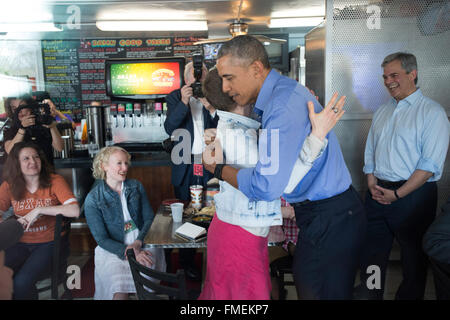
(42, 36, 202, 122)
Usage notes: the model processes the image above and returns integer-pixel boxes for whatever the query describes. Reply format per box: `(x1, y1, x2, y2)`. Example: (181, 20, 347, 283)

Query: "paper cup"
(170, 203, 184, 223)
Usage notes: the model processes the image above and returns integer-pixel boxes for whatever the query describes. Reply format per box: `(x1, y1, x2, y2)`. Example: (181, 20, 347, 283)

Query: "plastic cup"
(170, 203, 184, 223)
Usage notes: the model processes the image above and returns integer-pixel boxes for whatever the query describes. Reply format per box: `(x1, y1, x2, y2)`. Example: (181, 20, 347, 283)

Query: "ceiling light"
(96, 20, 208, 31)
(0, 23, 62, 33)
(269, 17, 324, 28)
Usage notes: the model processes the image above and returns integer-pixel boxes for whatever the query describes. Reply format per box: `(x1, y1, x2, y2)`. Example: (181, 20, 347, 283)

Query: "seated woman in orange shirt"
(0, 141, 79, 299)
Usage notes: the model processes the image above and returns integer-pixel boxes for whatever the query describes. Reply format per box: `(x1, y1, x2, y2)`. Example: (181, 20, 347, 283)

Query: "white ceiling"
(0, 0, 326, 39)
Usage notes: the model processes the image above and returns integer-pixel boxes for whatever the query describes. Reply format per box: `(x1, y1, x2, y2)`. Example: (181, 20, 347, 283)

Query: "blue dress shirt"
(237, 70, 352, 203)
(364, 89, 449, 182)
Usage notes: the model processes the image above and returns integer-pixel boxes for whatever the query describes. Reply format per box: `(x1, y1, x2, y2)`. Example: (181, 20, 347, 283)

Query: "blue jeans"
(5, 241, 56, 300)
(292, 186, 367, 299)
(358, 182, 437, 300)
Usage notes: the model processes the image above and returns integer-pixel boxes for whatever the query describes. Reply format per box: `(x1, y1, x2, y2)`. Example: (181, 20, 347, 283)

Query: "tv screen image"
(105, 57, 185, 99)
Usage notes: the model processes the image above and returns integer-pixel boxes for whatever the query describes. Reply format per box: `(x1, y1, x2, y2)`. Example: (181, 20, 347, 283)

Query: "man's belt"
(376, 178, 406, 190)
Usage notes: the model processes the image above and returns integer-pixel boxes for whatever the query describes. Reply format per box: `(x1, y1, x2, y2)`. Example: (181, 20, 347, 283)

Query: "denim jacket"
(84, 179, 154, 259)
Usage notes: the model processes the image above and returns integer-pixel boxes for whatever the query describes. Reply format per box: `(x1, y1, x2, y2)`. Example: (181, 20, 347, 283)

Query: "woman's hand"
(281, 206, 295, 220)
(125, 240, 154, 267)
(20, 114, 36, 128)
(136, 250, 154, 268)
(125, 240, 142, 254)
(308, 92, 346, 141)
(17, 208, 41, 231)
(204, 128, 217, 145)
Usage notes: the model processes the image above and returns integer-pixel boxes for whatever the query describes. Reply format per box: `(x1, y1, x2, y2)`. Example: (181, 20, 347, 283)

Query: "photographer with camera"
(3, 94, 63, 165)
(163, 56, 218, 282)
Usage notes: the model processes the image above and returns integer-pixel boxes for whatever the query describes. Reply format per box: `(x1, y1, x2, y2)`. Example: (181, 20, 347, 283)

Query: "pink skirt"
(198, 213, 271, 300)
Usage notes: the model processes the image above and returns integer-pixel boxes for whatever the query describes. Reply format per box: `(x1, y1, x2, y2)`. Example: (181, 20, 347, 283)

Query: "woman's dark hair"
(202, 67, 237, 112)
(4, 94, 34, 119)
(3, 141, 53, 200)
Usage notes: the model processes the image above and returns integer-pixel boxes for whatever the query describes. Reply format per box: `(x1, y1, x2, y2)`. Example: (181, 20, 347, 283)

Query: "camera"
(13, 101, 54, 128)
(32, 91, 51, 103)
(190, 54, 204, 98)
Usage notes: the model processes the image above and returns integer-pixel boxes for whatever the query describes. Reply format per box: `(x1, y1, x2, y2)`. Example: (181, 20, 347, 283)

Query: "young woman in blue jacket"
(84, 146, 166, 300)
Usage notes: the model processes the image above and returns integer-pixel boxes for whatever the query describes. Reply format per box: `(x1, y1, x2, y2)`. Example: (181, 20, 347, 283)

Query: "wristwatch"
(394, 189, 400, 200)
(214, 164, 225, 180)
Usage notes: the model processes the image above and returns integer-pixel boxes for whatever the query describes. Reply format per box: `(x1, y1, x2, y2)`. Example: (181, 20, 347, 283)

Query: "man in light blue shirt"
(357, 52, 449, 300)
(203, 35, 367, 299)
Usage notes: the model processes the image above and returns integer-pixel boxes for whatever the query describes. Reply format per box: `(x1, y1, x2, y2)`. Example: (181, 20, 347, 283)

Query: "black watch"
(214, 164, 225, 180)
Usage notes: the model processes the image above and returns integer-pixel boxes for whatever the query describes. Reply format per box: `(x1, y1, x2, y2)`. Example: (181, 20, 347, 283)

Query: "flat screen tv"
(105, 57, 185, 99)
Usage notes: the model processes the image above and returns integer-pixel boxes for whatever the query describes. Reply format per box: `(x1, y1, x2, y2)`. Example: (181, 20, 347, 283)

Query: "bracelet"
(214, 164, 225, 180)
(394, 189, 400, 200)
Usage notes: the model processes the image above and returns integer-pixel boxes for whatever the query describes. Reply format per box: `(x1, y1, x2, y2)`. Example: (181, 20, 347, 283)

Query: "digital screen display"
(203, 43, 223, 60)
(107, 60, 184, 97)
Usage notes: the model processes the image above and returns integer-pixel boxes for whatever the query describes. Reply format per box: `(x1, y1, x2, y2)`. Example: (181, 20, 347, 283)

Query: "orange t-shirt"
(0, 174, 78, 243)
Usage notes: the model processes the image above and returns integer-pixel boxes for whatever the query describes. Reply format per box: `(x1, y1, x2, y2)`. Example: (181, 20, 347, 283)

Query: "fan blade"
(193, 37, 232, 45)
(253, 35, 287, 44)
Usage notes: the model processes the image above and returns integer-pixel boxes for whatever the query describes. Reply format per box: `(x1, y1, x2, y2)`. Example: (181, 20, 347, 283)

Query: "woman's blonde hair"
(92, 146, 131, 180)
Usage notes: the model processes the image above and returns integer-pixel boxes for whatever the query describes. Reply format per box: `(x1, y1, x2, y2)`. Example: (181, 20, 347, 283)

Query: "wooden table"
(143, 205, 286, 249)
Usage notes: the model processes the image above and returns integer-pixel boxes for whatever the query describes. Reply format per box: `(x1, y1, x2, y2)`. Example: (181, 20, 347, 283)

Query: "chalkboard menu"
(42, 40, 82, 120)
(41, 36, 203, 122)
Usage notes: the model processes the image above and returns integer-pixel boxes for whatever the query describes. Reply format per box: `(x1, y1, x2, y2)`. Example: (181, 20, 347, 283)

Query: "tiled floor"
(39, 249, 438, 300)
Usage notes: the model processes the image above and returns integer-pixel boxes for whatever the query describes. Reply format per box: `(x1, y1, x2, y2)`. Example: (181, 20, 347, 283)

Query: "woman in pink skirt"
(198, 68, 345, 300)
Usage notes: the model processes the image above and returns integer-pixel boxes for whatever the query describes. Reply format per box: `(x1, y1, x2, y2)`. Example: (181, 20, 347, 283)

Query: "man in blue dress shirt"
(357, 52, 449, 300)
(202, 35, 367, 299)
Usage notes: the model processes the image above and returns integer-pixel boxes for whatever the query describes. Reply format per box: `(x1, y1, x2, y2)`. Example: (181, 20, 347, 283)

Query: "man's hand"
(180, 84, 193, 105)
(372, 185, 397, 205)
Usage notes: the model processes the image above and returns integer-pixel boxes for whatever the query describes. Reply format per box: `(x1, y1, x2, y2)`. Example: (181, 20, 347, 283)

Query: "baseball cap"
(0, 219, 24, 251)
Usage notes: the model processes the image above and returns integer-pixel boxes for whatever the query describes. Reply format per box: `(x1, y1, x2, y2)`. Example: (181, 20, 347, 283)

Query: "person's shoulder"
(0, 180, 11, 191)
(420, 94, 446, 114)
(50, 173, 66, 183)
(125, 179, 143, 189)
(166, 89, 181, 99)
(373, 100, 393, 117)
(85, 181, 104, 203)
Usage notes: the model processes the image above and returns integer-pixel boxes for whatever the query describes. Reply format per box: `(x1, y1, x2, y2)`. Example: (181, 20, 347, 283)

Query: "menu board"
(173, 36, 203, 57)
(41, 40, 82, 121)
(41, 36, 203, 122)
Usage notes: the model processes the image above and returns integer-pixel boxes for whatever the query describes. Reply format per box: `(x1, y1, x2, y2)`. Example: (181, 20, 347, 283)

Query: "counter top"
(54, 151, 172, 168)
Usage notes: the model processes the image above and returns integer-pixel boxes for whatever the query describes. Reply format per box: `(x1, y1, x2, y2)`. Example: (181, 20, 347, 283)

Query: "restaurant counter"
(52, 151, 174, 212)
(53, 151, 172, 169)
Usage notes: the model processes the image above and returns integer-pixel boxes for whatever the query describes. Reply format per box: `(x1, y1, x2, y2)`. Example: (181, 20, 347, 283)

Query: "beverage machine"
(102, 56, 186, 151)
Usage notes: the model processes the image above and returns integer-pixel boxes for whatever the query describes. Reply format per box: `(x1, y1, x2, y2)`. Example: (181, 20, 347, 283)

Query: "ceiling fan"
(194, 0, 287, 45)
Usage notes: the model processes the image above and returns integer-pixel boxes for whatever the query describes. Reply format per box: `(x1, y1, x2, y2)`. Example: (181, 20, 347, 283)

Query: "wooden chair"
(270, 254, 296, 300)
(37, 214, 73, 299)
(126, 248, 188, 300)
